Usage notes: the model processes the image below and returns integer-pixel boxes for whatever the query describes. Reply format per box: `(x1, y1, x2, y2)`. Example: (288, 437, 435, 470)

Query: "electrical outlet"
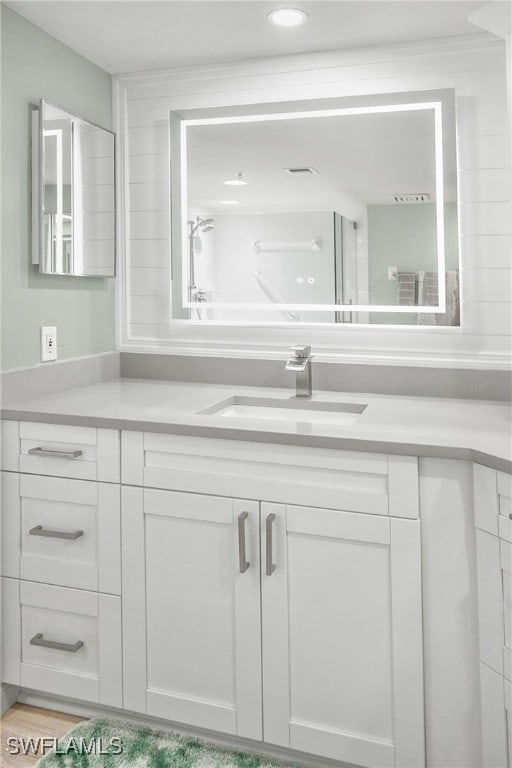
(41, 326, 57, 362)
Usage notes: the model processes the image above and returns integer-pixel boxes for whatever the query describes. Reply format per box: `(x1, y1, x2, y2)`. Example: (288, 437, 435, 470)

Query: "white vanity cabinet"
(474, 465, 512, 768)
(121, 431, 425, 768)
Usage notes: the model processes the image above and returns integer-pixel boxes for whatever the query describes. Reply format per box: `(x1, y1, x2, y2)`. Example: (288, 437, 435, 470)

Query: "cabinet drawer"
(1, 472, 121, 594)
(473, 466, 512, 538)
(2, 421, 120, 482)
(2, 578, 122, 707)
(502, 539, 511, 653)
(480, 663, 510, 768)
(122, 432, 419, 518)
(476, 529, 507, 676)
(500, 515, 512, 543)
(499, 471, 512, 544)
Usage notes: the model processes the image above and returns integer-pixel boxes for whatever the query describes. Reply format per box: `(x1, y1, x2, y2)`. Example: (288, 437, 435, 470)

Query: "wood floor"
(1, 704, 84, 768)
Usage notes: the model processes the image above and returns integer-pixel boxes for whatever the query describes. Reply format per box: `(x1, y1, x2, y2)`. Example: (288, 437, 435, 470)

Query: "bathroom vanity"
(1, 379, 510, 768)
(1, 2, 511, 767)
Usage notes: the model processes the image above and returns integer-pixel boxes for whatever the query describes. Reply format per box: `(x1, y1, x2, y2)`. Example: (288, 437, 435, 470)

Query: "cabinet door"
(261, 503, 424, 768)
(122, 487, 262, 740)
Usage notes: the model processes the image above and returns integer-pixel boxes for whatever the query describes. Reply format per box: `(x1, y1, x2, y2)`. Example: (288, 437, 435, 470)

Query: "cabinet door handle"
(266, 513, 276, 576)
(238, 512, 249, 573)
(29, 633, 84, 653)
(29, 525, 83, 541)
(28, 447, 83, 459)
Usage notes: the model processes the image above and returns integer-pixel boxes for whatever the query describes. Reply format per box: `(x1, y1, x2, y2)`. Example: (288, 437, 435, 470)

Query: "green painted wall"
(1, 6, 115, 370)
(367, 202, 459, 325)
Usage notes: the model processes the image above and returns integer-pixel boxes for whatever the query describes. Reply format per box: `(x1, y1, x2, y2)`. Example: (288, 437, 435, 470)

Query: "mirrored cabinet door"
(33, 100, 116, 277)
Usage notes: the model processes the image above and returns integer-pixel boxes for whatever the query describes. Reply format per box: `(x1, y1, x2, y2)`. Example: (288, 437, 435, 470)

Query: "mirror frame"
(33, 99, 117, 278)
(170, 89, 458, 320)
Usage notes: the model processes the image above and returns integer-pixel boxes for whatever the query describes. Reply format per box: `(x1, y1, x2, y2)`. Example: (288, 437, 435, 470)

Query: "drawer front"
(2, 578, 122, 707)
(474, 467, 512, 539)
(502, 539, 511, 653)
(499, 472, 512, 553)
(1, 472, 121, 594)
(507, 679, 512, 768)
(476, 529, 505, 676)
(122, 431, 419, 518)
(505, 647, 512, 683)
(2, 421, 120, 482)
(474, 464, 500, 536)
(480, 663, 509, 768)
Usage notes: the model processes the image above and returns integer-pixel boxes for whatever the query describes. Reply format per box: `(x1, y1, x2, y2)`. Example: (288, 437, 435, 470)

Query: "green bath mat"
(34, 718, 307, 768)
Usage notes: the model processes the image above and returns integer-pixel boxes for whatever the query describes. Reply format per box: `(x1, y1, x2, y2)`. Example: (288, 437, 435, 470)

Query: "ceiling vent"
(391, 193, 430, 203)
(284, 167, 318, 175)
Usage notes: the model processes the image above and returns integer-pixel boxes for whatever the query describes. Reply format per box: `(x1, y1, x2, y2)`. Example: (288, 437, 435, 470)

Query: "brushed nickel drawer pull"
(29, 525, 84, 541)
(28, 447, 83, 459)
(266, 513, 276, 576)
(30, 633, 84, 653)
(238, 511, 249, 573)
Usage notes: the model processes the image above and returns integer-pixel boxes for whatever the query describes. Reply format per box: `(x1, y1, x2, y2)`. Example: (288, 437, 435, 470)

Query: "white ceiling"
(6, 0, 486, 74)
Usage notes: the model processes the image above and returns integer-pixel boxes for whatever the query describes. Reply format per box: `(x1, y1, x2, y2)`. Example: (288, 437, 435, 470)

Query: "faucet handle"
(290, 344, 311, 358)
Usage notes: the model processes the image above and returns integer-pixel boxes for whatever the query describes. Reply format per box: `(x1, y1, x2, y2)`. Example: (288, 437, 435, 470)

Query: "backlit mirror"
(171, 90, 459, 325)
(34, 100, 116, 277)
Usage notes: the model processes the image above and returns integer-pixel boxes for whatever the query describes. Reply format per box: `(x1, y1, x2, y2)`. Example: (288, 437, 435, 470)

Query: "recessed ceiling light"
(220, 200, 239, 205)
(267, 8, 308, 27)
(224, 172, 247, 186)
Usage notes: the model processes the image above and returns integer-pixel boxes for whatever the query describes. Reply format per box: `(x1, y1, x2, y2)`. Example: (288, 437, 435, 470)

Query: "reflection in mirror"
(174, 92, 459, 325)
(42, 109, 73, 273)
(37, 101, 115, 277)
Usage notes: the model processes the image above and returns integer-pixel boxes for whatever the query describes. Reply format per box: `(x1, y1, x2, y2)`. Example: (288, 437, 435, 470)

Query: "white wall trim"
(115, 33, 502, 87)
(113, 78, 130, 349)
(113, 34, 511, 371)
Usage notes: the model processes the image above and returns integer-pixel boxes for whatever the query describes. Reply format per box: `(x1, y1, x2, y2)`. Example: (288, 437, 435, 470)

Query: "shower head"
(188, 216, 215, 236)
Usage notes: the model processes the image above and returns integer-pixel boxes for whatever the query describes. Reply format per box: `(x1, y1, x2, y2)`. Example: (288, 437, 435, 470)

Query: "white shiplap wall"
(114, 34, 511, 369)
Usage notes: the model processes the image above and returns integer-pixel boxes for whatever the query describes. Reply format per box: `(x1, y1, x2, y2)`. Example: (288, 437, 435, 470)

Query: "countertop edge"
(2, 407, 510, 475)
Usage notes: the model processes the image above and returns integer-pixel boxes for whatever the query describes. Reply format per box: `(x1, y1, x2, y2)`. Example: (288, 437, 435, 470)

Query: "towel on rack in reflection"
(418, 270, 460, 326)
(397, 271, 416, 305)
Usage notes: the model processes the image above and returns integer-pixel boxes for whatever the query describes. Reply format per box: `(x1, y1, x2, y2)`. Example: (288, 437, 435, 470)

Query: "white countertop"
(2, 378, 511, 471)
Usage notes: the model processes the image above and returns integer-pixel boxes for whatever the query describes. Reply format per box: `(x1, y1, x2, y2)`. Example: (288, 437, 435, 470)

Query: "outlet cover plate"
(41, 326, 57, 362)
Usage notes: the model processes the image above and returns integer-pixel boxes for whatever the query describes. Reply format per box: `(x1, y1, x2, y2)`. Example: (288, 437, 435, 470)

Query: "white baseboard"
(16, 690, 350, 768)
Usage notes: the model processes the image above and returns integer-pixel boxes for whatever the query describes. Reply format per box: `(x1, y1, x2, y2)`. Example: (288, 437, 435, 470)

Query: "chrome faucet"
(285, 345, 313, 398)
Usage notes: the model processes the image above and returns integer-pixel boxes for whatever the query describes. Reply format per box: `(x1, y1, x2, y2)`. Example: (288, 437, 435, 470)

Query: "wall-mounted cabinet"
(32, 100, 116, 277)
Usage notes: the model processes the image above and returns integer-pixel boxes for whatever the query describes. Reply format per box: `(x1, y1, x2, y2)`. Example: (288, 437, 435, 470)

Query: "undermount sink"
(199, 395, 367, 426)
